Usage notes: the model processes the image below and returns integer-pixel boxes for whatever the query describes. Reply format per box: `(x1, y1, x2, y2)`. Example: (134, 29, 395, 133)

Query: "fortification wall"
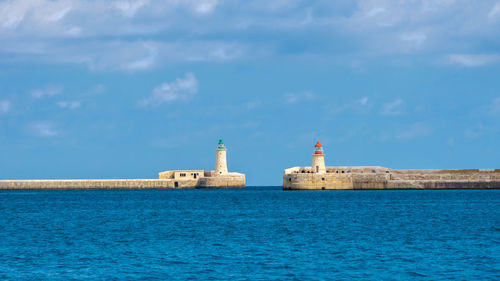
(386, 180, 500, 189)
(283, 173, 353, 190)
(283, 167, 500, 190)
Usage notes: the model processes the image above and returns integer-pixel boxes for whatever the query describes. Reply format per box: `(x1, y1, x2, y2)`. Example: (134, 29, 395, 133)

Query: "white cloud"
(381, 98, 405, 116)
(285, 91, 315, 104)
(64, 26, 81, 36)
(0, 40, 250, 72)
(365, 7, 387, 18)
(122, 42, 158, 71)
(188, 0, 219, 15)
(37, 5, 72, 23)
(400, 32, 427, 50)
(0, 0, 224, 71)
(29, 121, 59, 137)
(0, 0, 73, 28)
(488, 2, 500, 19)
(447, 54, 500, 67)
(357, 96, 369, 106)
(397, 122, 433, 139)
(31, 85, 63, 99)
(0, 0, 36, 28)
(0, 100, 11, 114)
(57, 100, 81, 110)
(140, 73, 198, 106)
(113, 0, 149, 18)
(1, 0, 500, 69)
(336, 0, 500, 57)
(329, 96, 370, 115)
(490, 97, 500, 115)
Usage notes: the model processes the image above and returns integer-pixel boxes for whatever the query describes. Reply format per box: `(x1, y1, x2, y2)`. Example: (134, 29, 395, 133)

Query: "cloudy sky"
(1, 0, 499, 185)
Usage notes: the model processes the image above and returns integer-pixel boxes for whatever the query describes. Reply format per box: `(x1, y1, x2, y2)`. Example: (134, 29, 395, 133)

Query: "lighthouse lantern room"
(314, 141, 323, 154)
(312, 141, 326, 174)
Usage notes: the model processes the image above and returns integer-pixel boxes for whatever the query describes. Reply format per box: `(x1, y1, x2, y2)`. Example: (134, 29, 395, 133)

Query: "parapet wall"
(198, 173, 245, 189)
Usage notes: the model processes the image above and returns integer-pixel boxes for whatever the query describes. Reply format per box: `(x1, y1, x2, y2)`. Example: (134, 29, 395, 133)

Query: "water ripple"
(0, 188, 498, 280)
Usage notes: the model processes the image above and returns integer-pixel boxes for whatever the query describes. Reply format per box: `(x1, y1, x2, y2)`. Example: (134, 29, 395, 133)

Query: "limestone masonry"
(283, 141, 500, 190)
(0, 140, 245, 190)
(157, 140, 245, 189)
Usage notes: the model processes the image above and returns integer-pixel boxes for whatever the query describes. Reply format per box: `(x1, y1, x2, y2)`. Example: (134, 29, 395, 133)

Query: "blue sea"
(0, 187, 499, 280)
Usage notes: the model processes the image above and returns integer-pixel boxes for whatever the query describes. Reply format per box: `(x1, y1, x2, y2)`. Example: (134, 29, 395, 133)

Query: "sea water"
(0, 187, 499, 280)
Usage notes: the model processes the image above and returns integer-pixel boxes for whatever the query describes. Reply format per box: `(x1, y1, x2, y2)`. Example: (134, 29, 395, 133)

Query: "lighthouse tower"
(215, 139, 228, 175)
(312, 141, 326, 174)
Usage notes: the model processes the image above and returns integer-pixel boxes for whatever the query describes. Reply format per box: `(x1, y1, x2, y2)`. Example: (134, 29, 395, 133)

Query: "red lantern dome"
(314, 141, 323, 154)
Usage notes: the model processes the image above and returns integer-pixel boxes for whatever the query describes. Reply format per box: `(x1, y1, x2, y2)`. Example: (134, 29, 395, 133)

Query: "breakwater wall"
(0, 176, 246, 190)
(0, 179, 173, 190)
(283, 167, 500, 190)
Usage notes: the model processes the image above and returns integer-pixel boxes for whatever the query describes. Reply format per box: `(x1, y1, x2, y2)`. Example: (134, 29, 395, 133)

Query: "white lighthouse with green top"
(215, 139, 228, 175)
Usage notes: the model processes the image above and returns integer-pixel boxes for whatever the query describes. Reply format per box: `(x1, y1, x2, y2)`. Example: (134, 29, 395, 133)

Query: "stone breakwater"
(0, 177, 245, 190)
(0, 139, 247, 190)
(283, 167, 500, 190)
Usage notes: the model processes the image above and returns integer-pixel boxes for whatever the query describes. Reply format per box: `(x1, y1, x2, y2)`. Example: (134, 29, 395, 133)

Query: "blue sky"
(1, 0, 500, 185)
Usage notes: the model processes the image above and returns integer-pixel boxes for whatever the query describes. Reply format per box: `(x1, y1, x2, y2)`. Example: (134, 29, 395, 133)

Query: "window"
(322, 177, 325, 181)
(174, 182, 179, 188)
(180, 173, 186, 177)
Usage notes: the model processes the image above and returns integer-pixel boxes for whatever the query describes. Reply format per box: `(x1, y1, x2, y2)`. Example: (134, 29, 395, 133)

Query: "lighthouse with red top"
(312, 141, 326, 174)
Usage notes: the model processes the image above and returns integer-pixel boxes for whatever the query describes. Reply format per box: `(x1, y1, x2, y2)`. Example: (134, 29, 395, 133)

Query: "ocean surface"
(0, 187, 499, 280)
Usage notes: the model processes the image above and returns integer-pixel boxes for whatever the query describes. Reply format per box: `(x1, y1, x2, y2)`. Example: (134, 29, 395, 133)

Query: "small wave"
(407, 271, 427, 277)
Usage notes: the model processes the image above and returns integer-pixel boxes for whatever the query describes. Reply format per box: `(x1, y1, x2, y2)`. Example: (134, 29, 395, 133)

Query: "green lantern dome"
(217, 139, 225, 149)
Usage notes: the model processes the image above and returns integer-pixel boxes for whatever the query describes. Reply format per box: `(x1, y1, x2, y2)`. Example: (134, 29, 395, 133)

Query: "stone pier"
(0, 179, 173, 190)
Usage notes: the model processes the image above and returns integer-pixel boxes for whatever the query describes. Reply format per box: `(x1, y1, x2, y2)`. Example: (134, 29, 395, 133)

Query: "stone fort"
(283, 141, 500, 190)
